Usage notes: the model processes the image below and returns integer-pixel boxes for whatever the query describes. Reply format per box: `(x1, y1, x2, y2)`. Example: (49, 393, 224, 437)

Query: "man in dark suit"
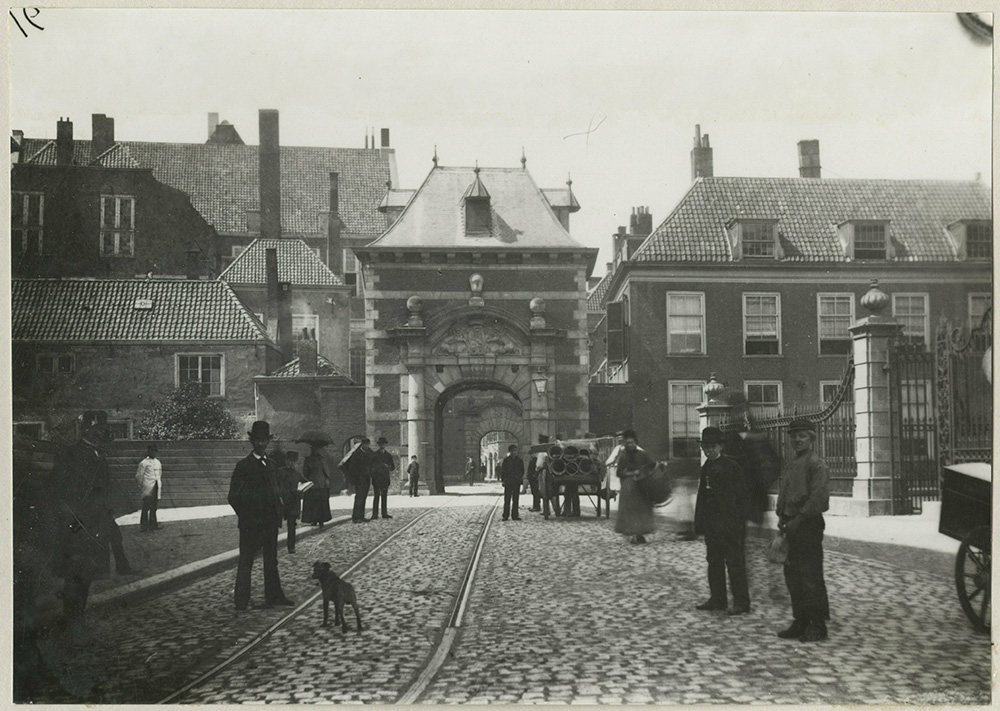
(228, 421, 295, 610)
(341, 437, 374, 523)
(371, 437, 395, 520)
(500, 444, 525, 521)
(694, 426, 750, 616)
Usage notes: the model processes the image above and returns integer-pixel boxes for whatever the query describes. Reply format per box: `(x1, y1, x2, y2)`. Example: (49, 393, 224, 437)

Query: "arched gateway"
(354, 162, 598, 492)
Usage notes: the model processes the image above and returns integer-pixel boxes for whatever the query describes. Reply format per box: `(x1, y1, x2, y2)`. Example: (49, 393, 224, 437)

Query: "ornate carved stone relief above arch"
(432, 320, 524, 357)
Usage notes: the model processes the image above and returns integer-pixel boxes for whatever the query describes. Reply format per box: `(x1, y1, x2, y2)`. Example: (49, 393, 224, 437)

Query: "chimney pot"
(690, 124, 714, 181)
(92, 114, 115, 159)
(381, 128, 390, 148)
(297, 339, 318, 375)
(797, 139, 821, 179)
(56, 117, 74, 165)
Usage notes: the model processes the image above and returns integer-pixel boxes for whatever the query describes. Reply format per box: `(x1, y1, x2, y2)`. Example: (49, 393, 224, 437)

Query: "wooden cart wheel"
(956, 525, 991, 632)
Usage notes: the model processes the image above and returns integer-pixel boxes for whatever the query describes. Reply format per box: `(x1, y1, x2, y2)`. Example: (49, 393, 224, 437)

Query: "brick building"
(11, 278, 280, 442)
(591, 129, 992, 460)
(354, 161, 597, 491)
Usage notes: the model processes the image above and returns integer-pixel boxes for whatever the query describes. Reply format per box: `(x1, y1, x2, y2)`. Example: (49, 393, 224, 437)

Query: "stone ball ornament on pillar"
(860, 278, 890, 315)
(406, 295, 424, 327)
(469, 273, 485, 307)
(703, 372, 725, 404)
(529, 296, 546, 329)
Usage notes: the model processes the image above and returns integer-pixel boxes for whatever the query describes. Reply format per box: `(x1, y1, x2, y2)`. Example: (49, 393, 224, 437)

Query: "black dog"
(311, 562, 363, 633)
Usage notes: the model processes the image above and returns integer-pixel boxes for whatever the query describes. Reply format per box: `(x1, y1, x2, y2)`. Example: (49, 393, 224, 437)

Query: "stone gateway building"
(354, 162, 597, 491)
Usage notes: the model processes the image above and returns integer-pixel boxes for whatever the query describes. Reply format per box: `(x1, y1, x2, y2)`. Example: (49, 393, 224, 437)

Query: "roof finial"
(474, 161, 480, 176)
(385, 178, 392, 190)
(432, 145, 438, 167)
(566, 173, 573, 189)
(521, 147, 526, 168)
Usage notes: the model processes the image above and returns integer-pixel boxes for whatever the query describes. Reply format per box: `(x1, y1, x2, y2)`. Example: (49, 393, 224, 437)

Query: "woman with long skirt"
(613, 429, 656, 544)
(301, 441, 333, 529)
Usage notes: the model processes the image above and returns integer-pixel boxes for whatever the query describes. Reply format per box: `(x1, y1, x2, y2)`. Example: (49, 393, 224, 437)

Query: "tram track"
(158, 497, 502, 705)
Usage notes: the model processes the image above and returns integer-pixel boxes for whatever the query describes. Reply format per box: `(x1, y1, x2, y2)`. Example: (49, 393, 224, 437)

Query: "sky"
(8, 9, 993, 274)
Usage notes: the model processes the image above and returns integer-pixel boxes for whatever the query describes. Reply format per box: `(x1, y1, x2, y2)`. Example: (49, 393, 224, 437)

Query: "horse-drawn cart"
(939, 462, 991, 632)
(531, 437, 615, 520)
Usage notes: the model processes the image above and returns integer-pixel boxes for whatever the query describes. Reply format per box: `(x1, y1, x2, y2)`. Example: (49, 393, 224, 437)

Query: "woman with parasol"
(298, 430, 333, 530)
(613, 429, 657, 544)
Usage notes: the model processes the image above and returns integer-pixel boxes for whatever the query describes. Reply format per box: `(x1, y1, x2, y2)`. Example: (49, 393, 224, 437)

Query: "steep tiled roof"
(587, 271, 613, 312)
(218, 238, 343, 286)
(266, 354, 354, 382)
(92, 143, 141, 169)
(12, 279, 272, 342)
(542, 187, 581, 212)
(24, 140, 57, 165)
(18, 138, 391, 237)
(634, 177, 992, 263)
(368, 166, 586, 249)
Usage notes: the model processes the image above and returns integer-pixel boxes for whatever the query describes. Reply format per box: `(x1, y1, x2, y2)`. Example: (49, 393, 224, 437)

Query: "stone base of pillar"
(828, 495, 894, 517)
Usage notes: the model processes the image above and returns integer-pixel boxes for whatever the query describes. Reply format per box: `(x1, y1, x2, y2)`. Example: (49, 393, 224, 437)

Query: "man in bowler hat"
(371, 437, 395, 519)
(341, 437, 374, 523)
(694, 426, 751, 616)
(228, 421, 295, 610)
(776, 418, 831, 642)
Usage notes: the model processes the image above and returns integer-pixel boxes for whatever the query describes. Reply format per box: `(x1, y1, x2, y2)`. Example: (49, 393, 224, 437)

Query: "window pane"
(854, 224, 886, 259)
(967, 223, 992, 259)
(12, 193, 24, 225)
(343, 249, 358, 273)
(819, 295, 852, 351)
(742, 223, 774, 257)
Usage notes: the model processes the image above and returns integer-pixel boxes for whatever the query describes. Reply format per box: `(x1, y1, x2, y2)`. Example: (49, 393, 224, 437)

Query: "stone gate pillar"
(697, 373, 732, 463)
(848, 280, 902, 516)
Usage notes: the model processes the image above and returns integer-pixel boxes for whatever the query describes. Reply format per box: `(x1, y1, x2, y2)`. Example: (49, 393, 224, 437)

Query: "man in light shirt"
(136, 444, 162, 532)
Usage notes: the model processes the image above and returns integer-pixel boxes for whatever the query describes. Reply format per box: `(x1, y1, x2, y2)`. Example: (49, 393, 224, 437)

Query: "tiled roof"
(368, 166, 586, 249)
(587, 271, 613, 312)
(19, 138, 391, 237)
(267, 354, 354, 382)
(634, 177, 992, 263)
(92, 143, 141, 169)
(219, 238, 343, 286)
(12, 279, 272, 342)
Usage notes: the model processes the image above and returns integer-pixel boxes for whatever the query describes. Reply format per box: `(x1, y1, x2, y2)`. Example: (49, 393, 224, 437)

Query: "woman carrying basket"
(613, 429, 657, 544)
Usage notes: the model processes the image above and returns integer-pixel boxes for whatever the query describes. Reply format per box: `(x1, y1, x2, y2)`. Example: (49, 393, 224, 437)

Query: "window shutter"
(607, 301, 625, 363)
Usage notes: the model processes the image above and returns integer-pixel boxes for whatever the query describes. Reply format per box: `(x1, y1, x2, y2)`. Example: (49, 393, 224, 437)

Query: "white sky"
(8, 9, 993, 273)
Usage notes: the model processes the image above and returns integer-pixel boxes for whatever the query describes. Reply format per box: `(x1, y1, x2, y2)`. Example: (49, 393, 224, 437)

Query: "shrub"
(134, 384, 241, 440)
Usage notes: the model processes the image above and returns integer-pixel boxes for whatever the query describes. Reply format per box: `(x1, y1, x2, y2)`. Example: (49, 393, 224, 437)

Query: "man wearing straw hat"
(228, 421, 294, 610)
(694, 426, 750, 616)
(775, 418, 830, 642)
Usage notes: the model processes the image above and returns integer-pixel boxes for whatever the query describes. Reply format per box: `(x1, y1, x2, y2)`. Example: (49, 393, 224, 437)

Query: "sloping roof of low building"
(12, 278, 272, 342)
(18, 137, 391, 238)
(265, 354, 354, 382)
(633, 177, 992, 263)
(587, 271, 613, 312)
(367, 166, 586, 249)
(218, 238, 343, 286)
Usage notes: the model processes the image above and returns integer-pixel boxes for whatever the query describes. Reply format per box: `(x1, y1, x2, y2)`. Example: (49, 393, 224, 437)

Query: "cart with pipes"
(530, 437, 615, 519)
(939, 462, 991, 632)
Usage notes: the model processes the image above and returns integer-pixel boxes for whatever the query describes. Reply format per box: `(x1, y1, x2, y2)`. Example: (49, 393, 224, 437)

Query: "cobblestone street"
(28, 497, 991, 705)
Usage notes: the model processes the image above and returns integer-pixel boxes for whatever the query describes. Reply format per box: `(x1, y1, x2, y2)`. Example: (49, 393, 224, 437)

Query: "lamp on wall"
(531, 369, 548, 396)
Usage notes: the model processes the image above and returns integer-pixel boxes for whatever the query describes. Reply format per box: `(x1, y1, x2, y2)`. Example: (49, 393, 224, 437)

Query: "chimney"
(798, 140, 821, 179)
(297, 338, 318, 375)
(259, 109, 281, 239)
(630, 206, 653, 237)
(327, 172, 343, 275)
(380, 128, 390, 148)
(208, 112, 219, 140)
(56, 117, 74, 165)
(92, 114, 115, 159)
(690, 124, 713, 180)
(606, 261, 613, 275)
(185, 248, 201, 279)
(264, 247, 282, 373)
(277, 282, 293, 365)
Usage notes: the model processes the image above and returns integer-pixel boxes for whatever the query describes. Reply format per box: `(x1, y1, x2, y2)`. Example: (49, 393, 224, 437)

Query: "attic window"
(853, 223, 888, 260)
(740, 221, 777, 258)
(463, 166, 492, 236)
(966, 222, 992, 259)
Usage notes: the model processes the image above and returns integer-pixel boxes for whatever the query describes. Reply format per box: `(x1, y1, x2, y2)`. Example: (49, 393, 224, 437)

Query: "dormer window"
(463, 166, 492, 236)
(853, 223, 887, 259)
(729, 220, 780, 259)
(966, 222, 992, 259)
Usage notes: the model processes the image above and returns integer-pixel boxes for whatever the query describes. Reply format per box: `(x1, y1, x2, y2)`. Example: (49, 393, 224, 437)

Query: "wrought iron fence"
(938, 309, 992, 466)
(888, 342, 937, 514)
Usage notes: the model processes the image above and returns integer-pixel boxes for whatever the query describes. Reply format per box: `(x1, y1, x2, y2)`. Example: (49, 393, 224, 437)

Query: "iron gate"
(888, 342, 937, 513)
(937, 309, 992, 467)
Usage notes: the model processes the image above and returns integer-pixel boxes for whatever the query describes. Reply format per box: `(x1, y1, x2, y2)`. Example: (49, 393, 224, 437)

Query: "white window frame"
(742, 292, 781, 356)
(968, 293, 991, 330)
(745, 381, 783, 420)
(12, 191, 45, 255)
(892, 293, 929, 348)
(666, 292, 706, 355)
(99, 194, 136, 257)
(176, 353, 225, 397)
(852, 222, 888, 260)
(669, 380, 704, 458)
(293, 313, 320, 342)
(965, 222, 992, 260)
(343, 248, 358, 274)
(817, 293, 855, 356)
(740, 221, 777, 259)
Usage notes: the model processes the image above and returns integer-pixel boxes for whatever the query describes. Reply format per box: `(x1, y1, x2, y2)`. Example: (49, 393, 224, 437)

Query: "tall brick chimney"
(798, 140, 821, 179)
(380, 128, 390, 148)
(208, 112, 219, 140)
(327, 172, 343, 275)
(690, 124, 713, 181)
(92, 114, 115, 159)
(630, 206, 653, 237)
(56, 117, 74, 165)
(259, 109, 281, 240)
(277, 282, 293, 365)
(297, 339, 318, 375)
(264, 247, 282, 373)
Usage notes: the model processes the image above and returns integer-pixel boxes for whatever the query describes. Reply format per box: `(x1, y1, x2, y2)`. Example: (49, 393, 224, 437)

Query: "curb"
(89, 514, 354, 611)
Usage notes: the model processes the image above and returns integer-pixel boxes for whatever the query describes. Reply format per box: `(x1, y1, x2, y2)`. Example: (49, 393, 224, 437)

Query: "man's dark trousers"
(371, 483, 389, 518)
(528, 476, 541, 510)
(235, 523, 281, 608)
(705, 523, 750, 609)
(785, 516, 829, 625)
(353, 477, 371, 521)
(409, 475, 419, 496)
(503, 485, 521, 520)
(285, 516, 297, 553)
(140, 482, 158, 530)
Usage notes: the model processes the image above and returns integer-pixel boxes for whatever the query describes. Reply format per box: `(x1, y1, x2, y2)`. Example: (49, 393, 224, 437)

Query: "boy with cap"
(694, 426, 750, 615)
(776, 419, 830, 642)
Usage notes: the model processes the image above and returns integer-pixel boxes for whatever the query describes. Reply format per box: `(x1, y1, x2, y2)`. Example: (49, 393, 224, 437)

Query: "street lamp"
(531, 369, 548, 396)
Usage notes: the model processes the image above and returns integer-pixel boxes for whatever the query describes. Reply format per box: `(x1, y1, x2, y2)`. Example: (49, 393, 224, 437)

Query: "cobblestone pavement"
(27, 499, 991, 705)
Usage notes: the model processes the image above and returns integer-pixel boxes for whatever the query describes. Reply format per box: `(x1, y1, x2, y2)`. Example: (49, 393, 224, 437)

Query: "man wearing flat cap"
(693, 426, 751, 616)
(775, 418, 830, 642)
(228, 421, 295, 610)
